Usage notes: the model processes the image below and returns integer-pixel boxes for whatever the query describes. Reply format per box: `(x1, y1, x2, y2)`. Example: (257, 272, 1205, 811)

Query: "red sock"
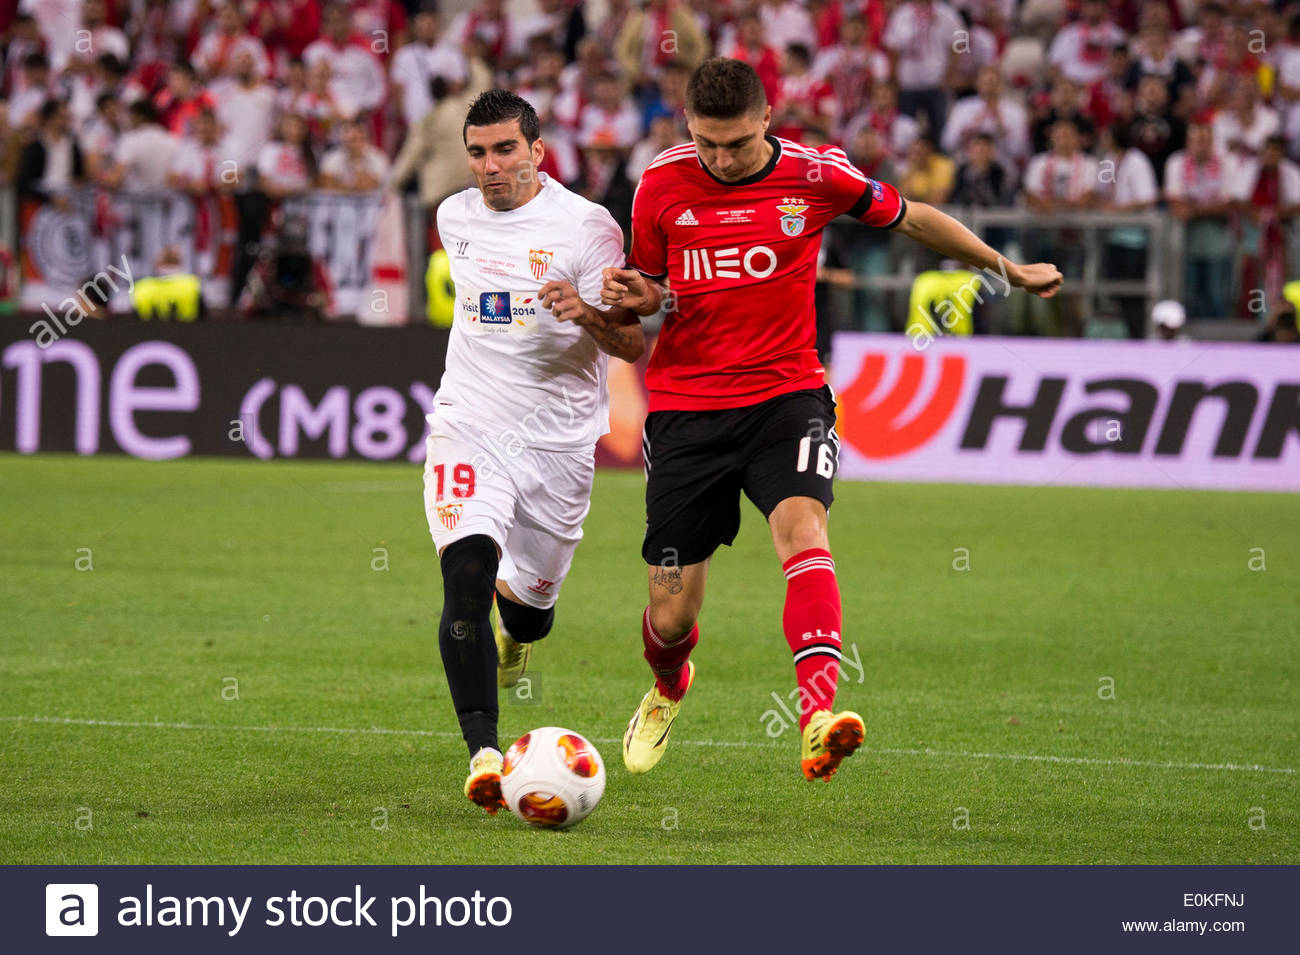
(782, 548, 843, 730)
(642, 607, 698, 701)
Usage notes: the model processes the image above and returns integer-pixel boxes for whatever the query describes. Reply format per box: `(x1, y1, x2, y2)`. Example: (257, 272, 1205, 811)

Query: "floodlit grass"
(1, 454, 1296, 863)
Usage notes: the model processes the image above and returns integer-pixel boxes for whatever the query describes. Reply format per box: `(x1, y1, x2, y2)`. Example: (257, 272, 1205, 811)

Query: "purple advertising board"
(829, 334, 1300, 492)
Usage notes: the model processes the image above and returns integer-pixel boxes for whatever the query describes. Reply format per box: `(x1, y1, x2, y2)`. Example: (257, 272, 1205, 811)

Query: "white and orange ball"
(500, 727, 606, 829)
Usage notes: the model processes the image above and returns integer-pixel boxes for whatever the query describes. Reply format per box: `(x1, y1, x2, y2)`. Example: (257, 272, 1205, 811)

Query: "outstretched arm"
(893, 200, 1064, 298)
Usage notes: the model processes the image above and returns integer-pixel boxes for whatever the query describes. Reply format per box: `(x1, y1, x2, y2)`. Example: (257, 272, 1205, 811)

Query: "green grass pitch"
(1, 453, 1296, 864)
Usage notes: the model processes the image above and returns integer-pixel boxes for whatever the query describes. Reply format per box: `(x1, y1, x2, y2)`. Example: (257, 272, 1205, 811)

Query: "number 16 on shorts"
(796, 435, 836, 478)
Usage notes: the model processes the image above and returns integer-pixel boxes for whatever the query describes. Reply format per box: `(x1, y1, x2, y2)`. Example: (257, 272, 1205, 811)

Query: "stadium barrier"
(831, 333, 1300, 492)
(0, 316, 651, 468)
(13, 188, 408, 322)
(7, 184, 1288, 330)
(3, 317, 1295, 492)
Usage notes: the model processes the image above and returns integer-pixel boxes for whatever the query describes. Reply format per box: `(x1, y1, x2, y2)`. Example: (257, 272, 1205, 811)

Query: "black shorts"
(642, 386, 840, 566)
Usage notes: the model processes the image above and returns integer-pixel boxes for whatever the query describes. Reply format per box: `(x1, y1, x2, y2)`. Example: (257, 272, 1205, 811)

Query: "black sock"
(438, 535, 500, 756)
(496, 591, 556, 644)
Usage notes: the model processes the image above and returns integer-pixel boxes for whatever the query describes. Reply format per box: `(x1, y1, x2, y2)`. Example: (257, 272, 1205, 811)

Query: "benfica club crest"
(528, 248, 553, 279)
(437, 502, 463, 531)
(776, 198, 809, 236)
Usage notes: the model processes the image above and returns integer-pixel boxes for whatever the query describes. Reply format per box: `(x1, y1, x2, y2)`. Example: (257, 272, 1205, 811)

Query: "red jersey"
(628, 136, 906, 411)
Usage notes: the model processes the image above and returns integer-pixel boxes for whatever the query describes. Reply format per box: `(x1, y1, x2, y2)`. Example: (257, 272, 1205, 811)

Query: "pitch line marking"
(3, 715, 1294, 776)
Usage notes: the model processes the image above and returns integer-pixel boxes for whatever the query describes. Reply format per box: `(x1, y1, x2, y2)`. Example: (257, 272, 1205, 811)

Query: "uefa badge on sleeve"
(776, 199, 809, 236)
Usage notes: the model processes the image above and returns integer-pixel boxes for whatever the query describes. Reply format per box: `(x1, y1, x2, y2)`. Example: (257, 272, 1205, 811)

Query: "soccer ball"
(500, 727, 606, 829)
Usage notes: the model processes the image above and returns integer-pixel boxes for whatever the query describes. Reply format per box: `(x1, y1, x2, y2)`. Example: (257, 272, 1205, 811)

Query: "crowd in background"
(2, 0, 1299, 336)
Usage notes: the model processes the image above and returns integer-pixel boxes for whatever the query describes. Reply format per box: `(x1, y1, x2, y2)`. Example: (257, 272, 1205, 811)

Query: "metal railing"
(5, 184, 1272, 336)
(819, 205, 1269, 338)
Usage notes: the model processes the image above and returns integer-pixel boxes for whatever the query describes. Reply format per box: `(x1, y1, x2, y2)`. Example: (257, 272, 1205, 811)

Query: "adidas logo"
(674, 208, 699, 226)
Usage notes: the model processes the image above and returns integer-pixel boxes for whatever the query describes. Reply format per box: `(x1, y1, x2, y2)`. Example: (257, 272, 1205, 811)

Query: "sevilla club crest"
(529, 248, 553, 279)
(437, 502, 463, 531)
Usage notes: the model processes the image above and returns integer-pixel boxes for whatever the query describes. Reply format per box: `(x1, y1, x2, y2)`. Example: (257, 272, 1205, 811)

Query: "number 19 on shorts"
(796, 436, 835, 478)
(432, 463, 476, 501)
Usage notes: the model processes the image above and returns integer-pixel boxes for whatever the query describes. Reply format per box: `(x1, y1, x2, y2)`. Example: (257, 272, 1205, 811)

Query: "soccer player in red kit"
(602, 58, 1063, 782)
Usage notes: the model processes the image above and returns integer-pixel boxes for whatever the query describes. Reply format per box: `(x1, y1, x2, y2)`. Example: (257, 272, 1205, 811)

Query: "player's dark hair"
(463, 88, 541, 145)
(685, 58, 767, 119)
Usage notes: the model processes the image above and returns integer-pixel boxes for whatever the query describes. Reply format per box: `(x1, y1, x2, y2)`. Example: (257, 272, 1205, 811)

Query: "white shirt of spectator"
(1225, 155, 1300, 206)
(391, 41, 467, 129)
(950, 24, 999, 83)
(257, 141, 313, 194)
(433, 172, 626, 451)
(883, 1, 965, 90)
(81, 113, 117, 159)
(216, 83, 278, 176)
(1047, 19, 1127, 86)
(81, 24, 130, 64)
(289, 88, 360, 139)
(9, 84, 50, 128)
(1275, 43, 1300, 151)
(1212, 104, 1281, 160)
(1024, 150, 1101, 201)
(113, 124, 180, 191)
(842, 110, 921, 161)
(942, 94, 1030, 163)
(577, 102, 642, 149)
(170, 137, 226, 190)
(19, 0, 81, 72)
(193, 32, 272, 81)
(303, 38, 387, 113)
(1100, 148, 1158, 206)
(1163, 149, 1228, 207)
(511, 9, 565, 54)
(40, 133, 74, 192)
(760, 2, 817, 52)
(319, 143, 390, 189)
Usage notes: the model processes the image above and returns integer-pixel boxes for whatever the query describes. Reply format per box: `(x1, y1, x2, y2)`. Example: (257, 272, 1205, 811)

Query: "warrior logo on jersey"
(528, 248, 554, 279)
(437, 502, 463, 530)
(776, 198, 809, 236)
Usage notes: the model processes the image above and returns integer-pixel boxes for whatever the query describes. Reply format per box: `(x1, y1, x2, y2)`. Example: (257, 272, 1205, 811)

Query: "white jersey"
(433, 173, 626, 452)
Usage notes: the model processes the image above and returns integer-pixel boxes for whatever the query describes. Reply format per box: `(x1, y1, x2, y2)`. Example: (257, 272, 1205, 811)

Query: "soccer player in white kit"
(425, 90, 644, 814)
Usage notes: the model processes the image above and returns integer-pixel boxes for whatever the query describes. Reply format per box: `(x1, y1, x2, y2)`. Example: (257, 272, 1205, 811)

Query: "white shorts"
(422, 414, 595, 609)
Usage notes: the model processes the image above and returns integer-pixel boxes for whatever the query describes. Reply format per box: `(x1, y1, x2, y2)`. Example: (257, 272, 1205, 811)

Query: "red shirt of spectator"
(249, 0, 323, 64)
(727, 14, 782, 105)
(772, 47, 837, 142)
